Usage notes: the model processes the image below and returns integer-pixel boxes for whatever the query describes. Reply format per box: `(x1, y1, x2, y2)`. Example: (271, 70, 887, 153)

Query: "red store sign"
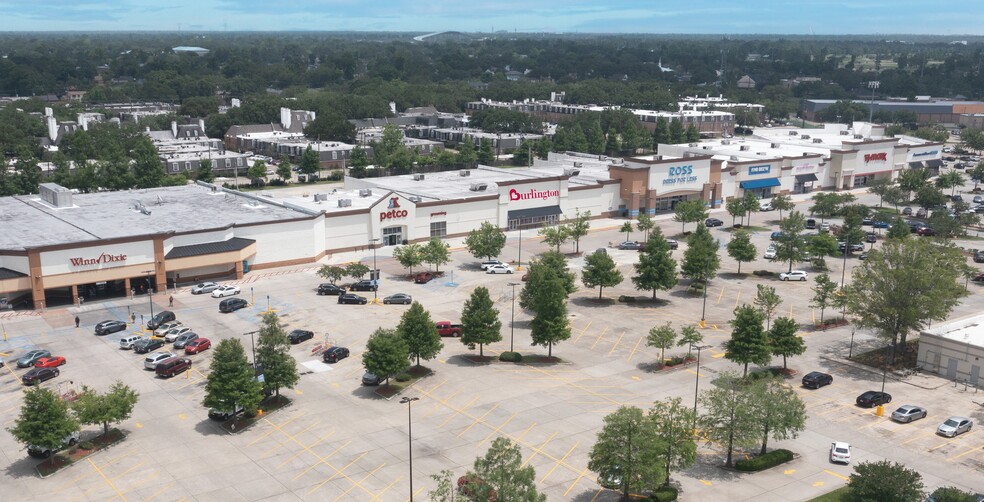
(70, 252, 127, 267)
(509, 188, 559, 201)
(380, 197, 409, 221)
(864, 152, 887, 163)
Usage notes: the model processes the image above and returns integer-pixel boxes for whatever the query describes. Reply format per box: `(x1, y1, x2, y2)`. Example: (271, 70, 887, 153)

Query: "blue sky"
(0, 0, 979, 34)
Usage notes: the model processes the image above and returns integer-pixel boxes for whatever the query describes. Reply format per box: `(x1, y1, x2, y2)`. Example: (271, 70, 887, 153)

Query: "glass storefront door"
(383, 226, 403, 246)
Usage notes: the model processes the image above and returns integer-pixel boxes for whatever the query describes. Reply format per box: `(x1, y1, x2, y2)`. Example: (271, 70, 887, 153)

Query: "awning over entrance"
(795, 173, 818, 183)
(739, 178, 781, 190)
(909, 161, 925, 169)
(507, 205, 563, 220)
(925, 159, 944, 168)
(165, 238, 256, 259)
(0, 267, 27, 280)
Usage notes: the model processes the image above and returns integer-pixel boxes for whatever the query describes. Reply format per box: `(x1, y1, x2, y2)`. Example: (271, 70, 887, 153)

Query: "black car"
(801, 371, 833, 389)
(317, 283, 345, 296)
(133, 338, 165, 354)
(338, 293, 368, 305)
(704, 218, 724, 227)
(287, 329, 315, 344)
(865, 232, 877, 243)
(146, 311, 176, 330)
(94, 320, 127, 336)
(856, 391, 892, 408)
(323, 347, 350, 363)
(805, 219, 817, 229)
(349, 280, 378, 292)
(666, 239, 679, 250)
(974, 251, 984, 263)
(219, 298, 249, 313)
(22, 367, 59, 385)
(901, 207, 913, 216)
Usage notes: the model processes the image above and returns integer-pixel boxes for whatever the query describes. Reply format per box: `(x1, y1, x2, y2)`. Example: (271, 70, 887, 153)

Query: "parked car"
(974, 195, 984, 205)
(172, 332, 199, 349)
(764, 246, 777, 260)
(144, 352, 175, 370)
(916, 208, 928, 218)
(829, 442, 851, 464)
(760, 201, 773, 211)
(856, 390, 892, 408)
(383, 293, 413, 305)
(208, 405, 245, 421)
(838, 242, 865, 253)
(704, 218, 724, 227)
(163, 326, 193, 342)
(666, 239, 679, 250)
(184, 338, 211, 355)
(191, 282, 219, 294)
(618, 241, 642, 250)
(859, 252, 868, 261)
(287, 329, 314, 344)
(146, 311, 176, 330)
(901, 207, 913, 216)
(338, 293, 368, 305)
(350, 280, 378, 292)
(891, 405, 928, 423)
(801, 371, 833, 389)
(22, 367, 59, 385)
(27, 431, 79, 459)
(486, 264, 514, 274)
(917, 227, 937, 237)
(133, 337, 165, 354)
(974, 251, 984, 263)
(155, 357, 192, 378)
(819, 222, 830, 232)
(317, 283, 345, 295)
(779, 270, 808, 282)
(861, 216, 873, 225)
(34, 356, 66, 368)
(770, 231, 785, 240)
(414, 272, 434, 284)
(872, 220, 890, 229)
(16, 350, 51, 368)
(436, 321, 463, 337)
(479, 259, 504, 270)
(938, 416, 973, 437)
(94, 320, 127, 336)
(362, 372, 383, 386)
(323, 347, 350, 363)
(211, 285, 241, 298)
(119, 335, 142, 350)
(805, 219, 817, 229)
(219, 297, 249, 313)
(153, 320, 183, 336)
(865, 232, 877, 243)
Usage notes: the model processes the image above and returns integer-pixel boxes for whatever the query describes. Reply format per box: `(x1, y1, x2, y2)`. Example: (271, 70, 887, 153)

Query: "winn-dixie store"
(609, 155, 716, 215)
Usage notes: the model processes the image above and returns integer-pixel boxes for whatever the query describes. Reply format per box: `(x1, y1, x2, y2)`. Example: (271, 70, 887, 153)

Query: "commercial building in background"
(918, 315, 984, 386)
(801, 98, 984, 125)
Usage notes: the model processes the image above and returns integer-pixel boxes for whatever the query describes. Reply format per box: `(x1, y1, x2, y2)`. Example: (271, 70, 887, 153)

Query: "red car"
(34, 356, 66, 368)
(185, 338, 211, 354)
(414, 271, 434, 284)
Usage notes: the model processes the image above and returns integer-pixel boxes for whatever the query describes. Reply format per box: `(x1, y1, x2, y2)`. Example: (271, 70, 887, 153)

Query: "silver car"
(191, 282, 219, 294)
(173, 332, 199, 349)
(16, 350, 51, 368)
(937, 416, 973, 437)
(164, 326, 193, 343)
(153, 321, 183, 336)
(144, 352, 175, 370)
(890, 405, 927, 423)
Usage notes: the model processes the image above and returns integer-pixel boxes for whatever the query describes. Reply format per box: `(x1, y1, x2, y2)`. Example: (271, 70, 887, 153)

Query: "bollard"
(257, 409, 263, 416)
(876, 404, 884, 417)
(186, 369, 190, 379)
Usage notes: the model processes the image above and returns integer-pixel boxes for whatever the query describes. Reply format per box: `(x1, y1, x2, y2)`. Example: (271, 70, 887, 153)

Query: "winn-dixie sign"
(70, 252, 127, 267)
(509, 188, 559, 201)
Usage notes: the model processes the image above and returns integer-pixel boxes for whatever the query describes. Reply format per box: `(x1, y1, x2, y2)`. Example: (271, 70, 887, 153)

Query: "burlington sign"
(509, 188, 559, 201)
(70, 252, 127, 267)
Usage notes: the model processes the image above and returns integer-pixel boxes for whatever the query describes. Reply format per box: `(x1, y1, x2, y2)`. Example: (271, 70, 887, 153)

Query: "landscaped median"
(374, 365, 433, 399)
(217, 394, 292, 434)
(35, 428, 127, 478)
(733, 448, 795, 472)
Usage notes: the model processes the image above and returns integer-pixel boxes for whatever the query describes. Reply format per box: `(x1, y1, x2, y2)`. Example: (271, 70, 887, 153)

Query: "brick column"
(628, 192, 641, 218)
(646, 189, 658, 215)
(235, 260, 244, 280)
(153, 237, 167, 293)
(28, 250, 44, 310)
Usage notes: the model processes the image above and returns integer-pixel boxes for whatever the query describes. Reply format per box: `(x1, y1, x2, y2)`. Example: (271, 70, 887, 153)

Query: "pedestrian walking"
(74, 316, 80, 328)
(130, 312, 136, 324)
(169, 295, 174, 307)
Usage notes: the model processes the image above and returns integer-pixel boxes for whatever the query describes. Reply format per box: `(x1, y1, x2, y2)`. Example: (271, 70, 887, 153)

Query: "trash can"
(876, 404, 884, 417)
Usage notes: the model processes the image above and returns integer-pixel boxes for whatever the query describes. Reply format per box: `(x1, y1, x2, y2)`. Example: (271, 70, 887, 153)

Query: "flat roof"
(924, 315, 984, 348)
(0, 184, 313, 251)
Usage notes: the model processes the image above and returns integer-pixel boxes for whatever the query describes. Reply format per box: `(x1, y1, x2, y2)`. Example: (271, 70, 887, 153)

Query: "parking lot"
(1, 188, 983, 501)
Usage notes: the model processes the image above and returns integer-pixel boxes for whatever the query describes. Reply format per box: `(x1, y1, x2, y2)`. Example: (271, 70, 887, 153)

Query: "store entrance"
(382, 226, 403, 246)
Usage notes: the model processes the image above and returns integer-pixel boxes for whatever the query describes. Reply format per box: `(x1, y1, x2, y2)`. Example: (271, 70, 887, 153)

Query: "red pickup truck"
(435, 321, 462, 337)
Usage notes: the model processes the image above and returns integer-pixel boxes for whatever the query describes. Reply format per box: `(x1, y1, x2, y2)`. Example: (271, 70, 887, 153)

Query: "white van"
(119, 335, 142, 350)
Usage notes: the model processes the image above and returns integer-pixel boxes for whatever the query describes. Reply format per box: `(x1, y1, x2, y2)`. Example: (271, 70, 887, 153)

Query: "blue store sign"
(748, 164, 771, 175)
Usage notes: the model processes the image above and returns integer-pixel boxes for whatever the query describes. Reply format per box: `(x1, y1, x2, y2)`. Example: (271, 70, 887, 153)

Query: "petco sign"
(70, 252, 127, 268)
(662, 165, 698, 185)
(379, 197, 409, 221)
(864, 152, 887, 163)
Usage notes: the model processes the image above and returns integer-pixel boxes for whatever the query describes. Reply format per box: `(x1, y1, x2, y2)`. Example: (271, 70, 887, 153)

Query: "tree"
(520, 252, 577, 312)
(724, 304, 771, 376)
(539, 224, 571, 252)
(73, 381, 139, 436)
(466, 437, 546, 502)
(345, 262, 370, 281)
(362, 328, 410, 384)
(632, 227, 678, 300)
(685, 124, 700, 143)
(303, 112, 356, 143)
(256, 312, 300, 397)
(131, 138, 165, 188)
(196, 158, 215, 183)
(588, 406, 663, 499)
(652, 117, 670, 148)
(847, 460, 925, 502)
(619, 221, 634, 242)
(8, 386, 79, 461)
(668, 118, 685, 143)
(678, 325, 703, 356)
(726, 197, 745, 226)
(699, 371, 758, 467)
(529, 273, 571, 357)
(768, 317, 804, 370)
(349, 145, 369, 178)
(741, 191, 761, 226)
(936, 170, 966, 196)
(247, 160, 267, 185)
(969, 162, 984, 190)
(927, 487, 978, 502)
(460, 286, 502, 357)
(726, 229, 756, 274)
(753, 284, 782, 330)
(883, 186, 907, 211)
(913, 184, 947, 210)
(299, 145, 320, 176)
(465, 221, 506, 261)
(428, 470, 457, 502)
(203, 339, 264, 417)
(887, 216, 911, 241)
(774, 211, 808, 273)
(647, 323, 677, 368)
(457, 135, 478, 168)
(961, 127, 984, 151)
(582, 251, 624, 299)
(770, 193, 794, 221)
(929, 211, 963, 239)
(868, 178, 893, 207)
(636, 213, 654, 241)
(810, 273, 838, 325)
(809, 192, 839, 223)
(567, 211, 591, 253)
(317, 265, 346, 284)
(392, 243, 424, 277)
(422, 237, 451, 272)
(747, 376, 807, 455)
(681, 224, 720, 283)
(397, 302, 443, 366)
(276, 155, 292, 181)
(648, 397, 697, 488)
(846, 238, 966, 352)
(477, 138, 495, 164)
(672, 199, 708, 234)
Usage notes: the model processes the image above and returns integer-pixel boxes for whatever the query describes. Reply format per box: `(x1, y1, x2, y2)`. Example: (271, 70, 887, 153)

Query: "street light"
(242, 330, 259, 364)
(508, 282, 521, 352)
(693, 344, 712, 429)
(867, 81, 880, 123)
(516, 225, 523, 271)
(880, 343, 896, 393)
(370, 238, 380, 303)
(699, 259, 710, 328)
(400, 396, 420, 501)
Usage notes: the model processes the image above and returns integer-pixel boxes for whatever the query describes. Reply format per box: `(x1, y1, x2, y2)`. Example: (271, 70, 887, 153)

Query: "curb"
(819, 355, 950, 390)
(220, 398, 294, 435)
(35, 430, 128, 479)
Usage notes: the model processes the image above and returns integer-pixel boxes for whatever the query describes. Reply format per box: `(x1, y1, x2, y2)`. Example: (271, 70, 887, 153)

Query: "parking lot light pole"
(242, 330, 259, 364)
(699, 259, 710, 328)
(370, 238, 380, 304)
(400, 396, 420, 501)
(508, 282, 521, 352)
(880, 343, 896, 393)
(693, 344, 712, 430)
(517, 226, 523, 271)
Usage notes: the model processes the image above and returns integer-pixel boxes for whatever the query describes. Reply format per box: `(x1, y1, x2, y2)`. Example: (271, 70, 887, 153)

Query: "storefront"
(736, 162, 782, 198)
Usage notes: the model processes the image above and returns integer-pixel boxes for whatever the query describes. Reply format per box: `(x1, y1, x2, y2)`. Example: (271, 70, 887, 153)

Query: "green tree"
(460, 286, 502, 357)
(397, 302, 443, 367)
(649, 397, 697, 488)
(632, 227, 678, 300)
(362, 328, 410, 384)
(582, 251, 624, 299)
(477, 138, 495, 164)
(774, 211, 808, 273)
(276, 155, 292, 181)
(567, 210, 591, 253)
(726, 229, 756, 274)
(681, 224, 720, 283)
(467, 437, 546, 502)
(131, 138, 165, 188)
(203, 339, 264, 417)
(961, 127, 984, 151)
(349, 145, 369, 178)
(520, 252, 577, 312)
(317, 265, 346, 284)
(529, 273, 571, 358)
(887, 216, 911, 241)
(393, 243, 424, 277)
(883, 186, 907, 211)
(811, 273, 838, 324)
(255, 312, 300, 397)
(847, 238, 967, 352)
(913, 184, 947, 210)
(647, 323, 677, 368)
(724, 304, 771, 376)
(422, 237, 451, 272)
(726, 197, 746, 226)
(770, 193, 795, 222)
(936, 170, 966, 196)
(685, 124, 701, 143)
(678, 325, 704, 356)
(897, 167, 931, 198)
(303, 112, 355, 142)
(809, 192, 838, 223)
(636, 213, 654, 241)
(299, 145, 320, 176)
(747, 376, 807, 455)
(539, 224, 571, 252)
(927, 487, 978, 502)
(929, 211, 963, 240)
(457, 135, 478, 168)
(768, 317, 804, 370)
(652, 117, 670, 149)
(345, 262, 370, 281)
(742, 191, 761, 226)
(754, 284, 782, 330)
(673, 199, 708, 234)
(588, 406, 663, 499)
(196, 158, 215, 183)
(465, 221, 506, 261)
(428, 470, 457, 502)
(619, 221, 634, 242)
(373, 124, 405, 168)
(668, 118, 685, 143)
(867, 178, 893, 207)
(247, 160, 267, 184)
(7, 386, 79, 462)
(72, 381, 139, 436)
(699, 371, 758, 467)
(969, 162, 984, 190)
(847, 460, 925, 502)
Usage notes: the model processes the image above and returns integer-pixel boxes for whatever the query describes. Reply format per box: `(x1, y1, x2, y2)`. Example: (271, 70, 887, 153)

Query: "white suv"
(779, 270, 808, 281)
(829, 442, 851, 464)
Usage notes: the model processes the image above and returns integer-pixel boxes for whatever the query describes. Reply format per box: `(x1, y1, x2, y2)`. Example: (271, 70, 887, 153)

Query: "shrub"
(663, 355, 688, 367)
(734, 449, 794, 472)
(618, 295, 637, 303)
(79, 440, 95, 450)
(498, 351, 522, 362)
(269, 178, 287, 186)
(395, 372, 411, 382)
(651, 486, 679, 501)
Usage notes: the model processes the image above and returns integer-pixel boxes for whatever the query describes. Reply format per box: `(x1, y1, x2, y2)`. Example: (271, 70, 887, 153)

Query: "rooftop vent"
(573, 162, 583, 168)
(702, 146, 711, 150)
(469, 182, 489, 192)
(722, 139, 732, 145)
(459, 170, 471, 177)
(813, 138, 823, 143)
(730, 155, 739, 161)
(358, 189, 372, 197)
(789, 131, 798, 136)
(771, 143, 780, 148)
(564, 168, 581, 177)
(313, 193, 328, 202)
(801, 135, 811, 140)
(689, 143, 698, 147)
(337, 199, 352, 208)
(854, 134, 864, 139)
(839, 130, 850, 135)
(412, 174, 425, 181)
(740, 145, 750, 151)
(409, 195, 422, 202)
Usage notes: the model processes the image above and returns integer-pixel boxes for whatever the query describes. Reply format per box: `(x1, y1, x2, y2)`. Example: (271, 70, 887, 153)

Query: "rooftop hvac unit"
(801, 135, 811, 140)
(564, 168, 581, 177)
(813, 138, 823, 143)
(854, 134, 864, 139)
(313, 193, 327, 201)
(702, 146, 711, 150)
(722, 139, 731, 145)
(740, 145, 750, 151)
(409, 195, 422, 202)
(337, 199, 352, 208)
(469, 182, 488, 192)
(730, 155, 739, 161)
(689, 143, 698, 147)
(573, 162, 583, 168)
(789, 131, 798, 136)
(412, 174, 425, 181)
(459, 170, 471, 177)
(839, 130, 850, 135)
(771, 143, 779, 148)
(359, 189, 372, 197)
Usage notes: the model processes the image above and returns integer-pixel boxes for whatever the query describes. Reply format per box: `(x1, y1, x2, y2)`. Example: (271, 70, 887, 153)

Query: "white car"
(760, 202, 773, 211)
(764, 246, 777, 259)
(153, 320, 183, 336)
(779, 270, 808, 281)
(829, 442, 851, 464)
(164, 326, 193, 342)
(479, 260, 504, 270)
(144, 352, 175, 370)
(211, 285, 241, 298)
(191, 282, 219, 294)
(486, 264, 514, 274)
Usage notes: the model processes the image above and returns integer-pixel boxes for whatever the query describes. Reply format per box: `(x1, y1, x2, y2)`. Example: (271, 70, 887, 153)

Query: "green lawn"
(809, 485, 850, 501)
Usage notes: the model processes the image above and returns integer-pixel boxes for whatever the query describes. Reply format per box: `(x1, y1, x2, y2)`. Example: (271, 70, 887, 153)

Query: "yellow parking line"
(292, 440, 352, 480)
(423, 389, 461, 419)
(948, 443, 984, 460)
(408, 487, 425, 502)
(86, 458, 128, 502)
(259, 422, 319, 459)
(277, 430, 336, 468)
(306, 451, 369, 495)
(331, 463, 385, 501)
(370, 476, 403, 501)
(734, 290, 741, 308)
(438, 396, 480, 428)
(590, 327, 610, 350)
(247, 414, 305, 447)
(901, 428, 937, 445)
(564, 468, 591, 497)
(140, 482, 173, 502)
(540, 442, 579, 483)
(457, 404, 500, 438)
(521, 431, 558, 468)
(477, 412, 518, 448)
(607, 331, 625, 356)
(573, 319, 593, 344)
(930, 431, 978, 452)
(625, 337, 644, 363)
(824, 469, 850, 481)
(716, 287, 726, 305)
